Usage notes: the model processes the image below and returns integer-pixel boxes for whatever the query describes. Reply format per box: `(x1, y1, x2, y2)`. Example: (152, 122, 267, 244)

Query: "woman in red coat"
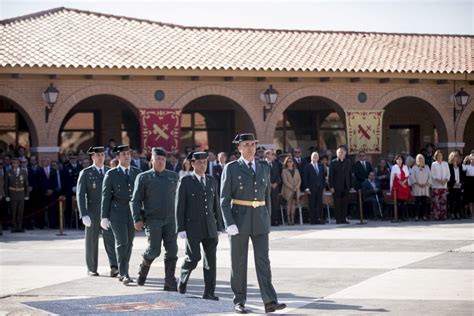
(390, 154, 412, 219)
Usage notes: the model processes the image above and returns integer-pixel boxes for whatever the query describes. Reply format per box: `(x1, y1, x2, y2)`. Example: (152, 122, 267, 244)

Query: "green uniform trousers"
(143, 218, 178, 261)
(230, 233, 277, 305)
(110, 220, 135, 277)
(85, 217, 118, 272)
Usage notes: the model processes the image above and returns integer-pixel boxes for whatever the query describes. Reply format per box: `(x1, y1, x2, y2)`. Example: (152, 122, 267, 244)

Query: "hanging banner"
(345, 110, 384, 154)
(140, 109, 181, 152)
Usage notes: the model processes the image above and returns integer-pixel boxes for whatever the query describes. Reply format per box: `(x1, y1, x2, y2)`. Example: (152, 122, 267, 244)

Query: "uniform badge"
(92, 182, 96, 189)
(19, 175, 23, 181)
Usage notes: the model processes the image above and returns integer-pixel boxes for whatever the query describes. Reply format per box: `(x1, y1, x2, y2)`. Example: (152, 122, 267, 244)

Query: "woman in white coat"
(409, 154, 431, 221)
(430, 150, 450, 220)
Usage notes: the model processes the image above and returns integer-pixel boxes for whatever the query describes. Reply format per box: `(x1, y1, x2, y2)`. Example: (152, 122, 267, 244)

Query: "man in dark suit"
(166, 153, 181, 173)
(292, 148, 305, 189)
(101, 145, 141, 285)
(212, 152, 227, 191)
(176, 152, 224, 300)
(303, 151, 326, 224)
(220, 133, 286, 314)
(361, 171, 384, 219)
(63, 154, 82, 228)
(131, 149, 149, 172)
(38, 157, 58, 229)
(352, 151, 373, 190)
(328, 146, 353, 224)
(263, 149, 282, 226)
(205, 151, 217, 176)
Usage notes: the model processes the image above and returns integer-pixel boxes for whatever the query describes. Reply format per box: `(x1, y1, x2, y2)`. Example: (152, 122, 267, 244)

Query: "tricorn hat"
(151, 147, 167, 157)
(87, 146, 105, 154)
(232, 133, 259, 144)
(112, 145, 130, 154)
(186, 151, 208, 161)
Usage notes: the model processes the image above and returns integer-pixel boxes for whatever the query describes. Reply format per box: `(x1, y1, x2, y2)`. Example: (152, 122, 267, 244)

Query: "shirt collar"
(93, 164, 104, 173)
(119, 165, 129, 174)
(241, 157, 255, 166)
(193, 172, 205, 182)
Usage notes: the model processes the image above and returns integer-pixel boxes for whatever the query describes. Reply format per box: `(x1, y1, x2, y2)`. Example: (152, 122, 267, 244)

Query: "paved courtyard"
(0, 220, 473, 315)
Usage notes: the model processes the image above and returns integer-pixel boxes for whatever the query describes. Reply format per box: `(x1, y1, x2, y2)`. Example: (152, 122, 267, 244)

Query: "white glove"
(5, 197, 11, 202)
(178, 231, 187, 239)
(100, 218, 111, 230)
(24, 196, 29, 200)
(72, 186, 77, 193)
(82, 215, 91, 227)
(226, 224, 239, 236)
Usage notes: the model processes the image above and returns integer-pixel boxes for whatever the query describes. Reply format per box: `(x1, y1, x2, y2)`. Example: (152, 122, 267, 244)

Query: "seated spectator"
(376, 158, 390, 191)
(362, 171, 384, 219)
(409, 154, 431, 221)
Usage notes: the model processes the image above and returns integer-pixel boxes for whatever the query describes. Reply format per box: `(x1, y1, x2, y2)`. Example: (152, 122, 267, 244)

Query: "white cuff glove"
(72, 186, 77, 193)
(226, 224, 239, 236)
(5, 197, 11, 202)
(82, 215, 91, 227)
(178, 231, 187, 239)
(100, 218, 111, 230)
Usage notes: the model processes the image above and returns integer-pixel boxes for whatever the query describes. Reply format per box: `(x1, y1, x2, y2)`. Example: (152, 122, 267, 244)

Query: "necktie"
(45, 168, 49, 179)
(248, 162, 255, 175)
(99, 168, 104, 176)
(200, 176, 206, 190)
(125, 168, 130, 182)
(362, 161, 366, 170)
(314, 164, 319, 175)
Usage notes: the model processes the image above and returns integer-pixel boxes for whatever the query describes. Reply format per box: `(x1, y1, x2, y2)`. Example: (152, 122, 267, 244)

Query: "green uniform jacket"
(131, 169, 179, 223)
(77, 166, 110, 219)
(101, 166, 140, 223)
(5, 168, 29, 200)
(220, 158, 271, 235)
(176, 174, 224, 239)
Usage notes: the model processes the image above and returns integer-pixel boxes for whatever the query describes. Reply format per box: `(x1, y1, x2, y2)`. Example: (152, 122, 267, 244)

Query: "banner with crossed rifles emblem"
(140, 109, 181, 152)
(345, 110, 384, 154)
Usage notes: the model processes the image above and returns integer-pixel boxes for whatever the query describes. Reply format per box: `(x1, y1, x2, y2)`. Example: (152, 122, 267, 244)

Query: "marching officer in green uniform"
(176, 152, 224, 300)
(101, 145, 140, 285)
(131, 147, 179, 291)
(77, 146, 118, 277)
(220, 133, 286, 314)
(5, 157, 29, 233)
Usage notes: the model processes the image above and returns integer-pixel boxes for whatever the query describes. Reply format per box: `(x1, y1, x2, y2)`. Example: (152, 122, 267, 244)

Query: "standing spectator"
(462, 153, 474, 218)
(38, 157, 58, 229)
(430, 150, 450, 221)
(166, 153, 181, 173)
(105, 138, 116, 158)
(386, 153, 395, 170)
(352, 151, 373, 190)
(63, 154, 82, 228)
(361, 171, 384, 219)
(390, 154, 412, 220)
(448, 151, 465, 220)
(206, 151, 217, 176)
(5, 158, 29, 232)
(213, 152, 227, 185)
(263, 149, 282, 226)
(0, 164, 4, 235)
(178, 159, 193, 178)
(376, 159, 390, 191)
(405, 156, 416, 171)
(303, 152, 326, 224)
(131, 149, 148, 172)
(281, 157, 301, 225)
(410, 154, 431, 221)
(328, 146, 353, 224)
(292, 148, 305, 178)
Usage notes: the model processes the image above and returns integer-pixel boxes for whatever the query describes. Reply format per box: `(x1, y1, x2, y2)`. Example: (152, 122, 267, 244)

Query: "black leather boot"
(137, 257, 154, 286)
(163, 258, 178, 291)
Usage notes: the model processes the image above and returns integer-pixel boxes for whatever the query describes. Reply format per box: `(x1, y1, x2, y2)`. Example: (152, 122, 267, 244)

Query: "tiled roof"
(0, 7, 472, 74)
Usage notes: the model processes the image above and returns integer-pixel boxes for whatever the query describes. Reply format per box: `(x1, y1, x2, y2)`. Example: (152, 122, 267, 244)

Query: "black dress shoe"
(87, 271, 99, 276)
(235, 304, 248, 314)
(265, 302, 287, 313)
(118, 276, 124, 282)
(123, 276, 133, 285)
(202, 294, 219, 301)
(178, 280, 187, 294)
(110, 267, 119, 277)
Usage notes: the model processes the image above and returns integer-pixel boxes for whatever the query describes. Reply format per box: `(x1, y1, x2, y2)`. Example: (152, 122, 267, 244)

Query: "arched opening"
(180, 95, 255, 152)
(0, 97, 34, 153)
(58, 95, 140, 153)
(463, 112, 474, 153)
(383, 97, 448, 156)
(273, 96, 346, 157)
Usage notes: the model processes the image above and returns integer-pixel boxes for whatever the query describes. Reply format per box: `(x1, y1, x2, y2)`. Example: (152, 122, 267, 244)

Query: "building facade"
(0, 8, 473, 159)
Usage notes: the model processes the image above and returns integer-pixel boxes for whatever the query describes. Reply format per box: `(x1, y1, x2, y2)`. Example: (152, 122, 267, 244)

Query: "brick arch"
(456, 101, 474, 143)
(0, 85, 40, 147)
(372, 87, 453, 139)
(48, 84, 145, 141)
(264, 86, 349, 136)
(170, 84, 257, 130)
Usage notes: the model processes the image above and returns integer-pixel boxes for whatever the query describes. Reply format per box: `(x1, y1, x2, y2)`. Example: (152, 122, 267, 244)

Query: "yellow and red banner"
(345, 110, 384, 154)
(140, 109, 181, 152)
